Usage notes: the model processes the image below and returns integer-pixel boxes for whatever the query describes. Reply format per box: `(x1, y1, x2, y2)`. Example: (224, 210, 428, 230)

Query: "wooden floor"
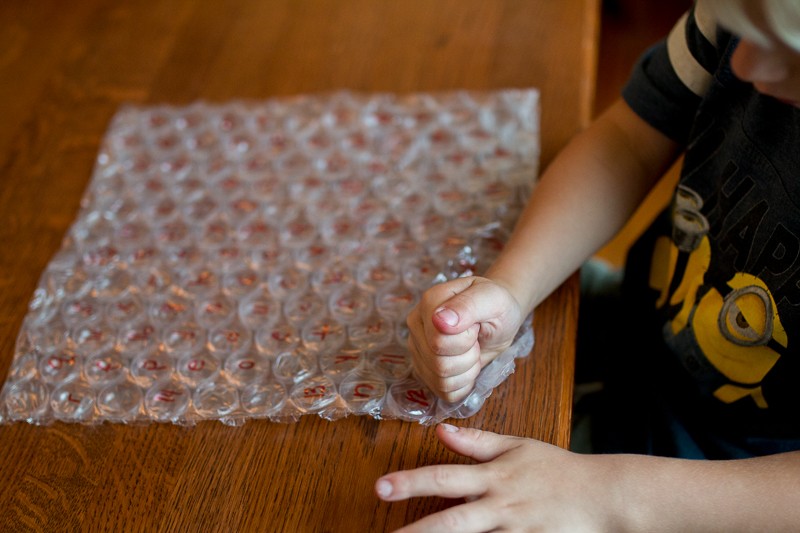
(592, 0, 691, 267)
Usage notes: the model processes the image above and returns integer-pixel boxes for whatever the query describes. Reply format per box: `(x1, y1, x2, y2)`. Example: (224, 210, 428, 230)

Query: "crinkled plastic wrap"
(0, 89, 539, 426)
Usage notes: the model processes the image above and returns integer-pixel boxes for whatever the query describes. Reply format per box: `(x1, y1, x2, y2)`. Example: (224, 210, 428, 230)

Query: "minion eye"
(719, 285, 773, 346)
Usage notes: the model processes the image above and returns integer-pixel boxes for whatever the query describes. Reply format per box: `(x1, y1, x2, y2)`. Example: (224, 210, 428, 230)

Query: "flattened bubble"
(240, 381, 286, 416)
(193, 380, 239, 419)
(272, 351, 317, 385)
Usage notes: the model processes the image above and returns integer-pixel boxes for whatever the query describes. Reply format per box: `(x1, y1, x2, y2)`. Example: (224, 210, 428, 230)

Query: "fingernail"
(376, 479, 393, 498)
(440, 423, 459, 433)
(435, 307, 459, 327)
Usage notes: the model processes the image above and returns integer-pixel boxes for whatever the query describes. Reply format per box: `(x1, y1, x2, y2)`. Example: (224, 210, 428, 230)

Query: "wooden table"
(0, 1, 597, 530)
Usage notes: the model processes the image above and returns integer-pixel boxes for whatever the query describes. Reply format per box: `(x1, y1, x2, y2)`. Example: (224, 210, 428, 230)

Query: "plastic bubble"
(51, 381, 96, 422)
(193, 380, 239, 419)
(224, 352, 270, 387)
(105, 294, 145, 326)
(348, 315, 394, 351)
(238, 291, 281, 330)
(339, 370, 386, 415)
(356, 256, 400, 293)
(319, 350, 362, 382)
(93, 267, 133, 298)
(207, 319, 252, 356)
(369, 343, 412, 382)
(240, 381, 286, 416)
(301, 317, 346, 354)
(290, 375, 337, 413)
(4, 380, 50, 422)
(385, 377, 436, 422)
(98, 379, 143, 419)
(131, 350, 174, 388)
(235, 218, 275, 248)
(161, 321, 206, 355)
(320, 213, 362, 246)
(272, 351, 317, 385)
(145, 379, 191, 421)
(293, 240, 337, 272)
(117, 319, 159, 356)
(194, 293, 236, 329)
(148, 293, 193, 324)
(279, 211, 317, 249)
(179, 266, 220, 298)
(70, 322, 116, 357)
(38, 352, 81, 385)
(255, 320, 300, 355)
(84, 352, 128, 388)
(283, 290, 326, 327)
(310, 261, 353, 296)
(177, 351, 221, 388)
(401, 256, 443, 290)
(375, 284, 418, 321)
(267, 262, 309, 299)
(6, 351, 38, 384)
(61, 295, 103, 327)
(328, 285, 373, 325)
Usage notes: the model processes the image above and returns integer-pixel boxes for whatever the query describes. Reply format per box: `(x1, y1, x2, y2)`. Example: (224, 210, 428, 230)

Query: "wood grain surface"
(0, 1, 597, 530)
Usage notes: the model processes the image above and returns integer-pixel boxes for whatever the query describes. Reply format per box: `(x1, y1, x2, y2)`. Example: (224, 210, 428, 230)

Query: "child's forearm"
(612, 450, 800, 532)
(486, 98, 681, 313)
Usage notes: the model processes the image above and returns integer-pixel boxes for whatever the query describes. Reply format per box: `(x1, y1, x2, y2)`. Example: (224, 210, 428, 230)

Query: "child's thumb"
(430, 281, 509, 335)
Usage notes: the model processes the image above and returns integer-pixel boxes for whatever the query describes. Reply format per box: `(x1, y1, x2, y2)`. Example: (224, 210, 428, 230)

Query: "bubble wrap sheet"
(1, 90, 539, 426)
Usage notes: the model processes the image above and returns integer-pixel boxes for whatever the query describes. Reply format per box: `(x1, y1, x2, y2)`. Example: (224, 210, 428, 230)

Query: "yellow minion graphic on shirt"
(648, 186, 787, 409)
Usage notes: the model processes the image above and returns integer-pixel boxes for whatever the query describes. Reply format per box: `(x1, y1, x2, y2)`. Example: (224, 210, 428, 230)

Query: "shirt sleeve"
(622, 0, 722, 144)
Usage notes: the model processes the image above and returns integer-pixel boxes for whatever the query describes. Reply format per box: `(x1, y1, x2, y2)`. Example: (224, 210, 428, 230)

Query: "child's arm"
(407, 98, 681, 402)
(376, 425, 800, 532)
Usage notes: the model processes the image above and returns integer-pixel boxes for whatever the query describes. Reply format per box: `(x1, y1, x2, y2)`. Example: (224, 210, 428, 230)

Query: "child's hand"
(375, 424, 619, 532)
(405, 276, 524, 403)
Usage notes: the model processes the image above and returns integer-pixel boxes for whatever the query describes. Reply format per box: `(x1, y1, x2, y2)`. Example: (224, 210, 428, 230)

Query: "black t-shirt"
(620, 2, 800, 453)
